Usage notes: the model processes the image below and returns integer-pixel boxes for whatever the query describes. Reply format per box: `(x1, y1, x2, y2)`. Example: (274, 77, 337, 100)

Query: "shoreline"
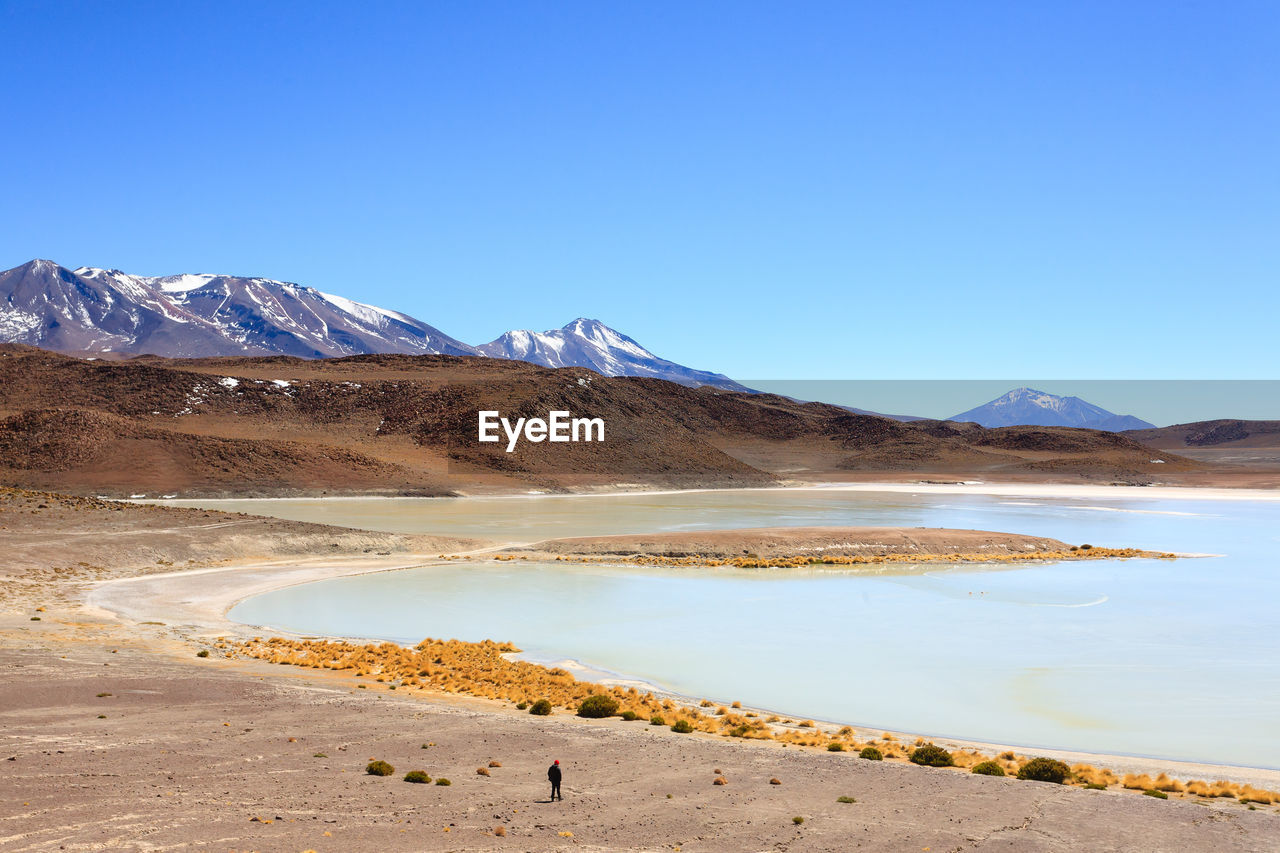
(147, 478, 1280, 506)
(85, 549, 1280, 789)
(6, 485, 1279, 849)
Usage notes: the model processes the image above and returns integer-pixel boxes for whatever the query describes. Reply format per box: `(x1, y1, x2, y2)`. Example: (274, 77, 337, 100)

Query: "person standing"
(548, 759, 562, 801)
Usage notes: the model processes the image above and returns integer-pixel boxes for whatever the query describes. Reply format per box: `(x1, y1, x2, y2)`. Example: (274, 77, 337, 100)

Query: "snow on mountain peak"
(951, 387, 1153, 431)
(2, 260, 749, 391)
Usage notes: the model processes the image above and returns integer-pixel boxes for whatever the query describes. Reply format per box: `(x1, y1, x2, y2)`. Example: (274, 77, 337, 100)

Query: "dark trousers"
(551, 780, 561, 800)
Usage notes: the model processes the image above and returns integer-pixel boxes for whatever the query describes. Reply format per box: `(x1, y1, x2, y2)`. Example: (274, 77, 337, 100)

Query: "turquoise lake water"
(211, 488, 1280, 768)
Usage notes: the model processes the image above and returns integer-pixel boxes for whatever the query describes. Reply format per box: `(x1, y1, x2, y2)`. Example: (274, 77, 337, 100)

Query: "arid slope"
(0, 345, 1217, 496)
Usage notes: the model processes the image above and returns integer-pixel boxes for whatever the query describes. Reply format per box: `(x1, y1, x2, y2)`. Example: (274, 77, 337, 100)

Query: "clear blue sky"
(2, 1, 1276, 379)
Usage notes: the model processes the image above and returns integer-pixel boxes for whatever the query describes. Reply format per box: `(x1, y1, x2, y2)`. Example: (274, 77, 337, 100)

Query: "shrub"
(488, 760, 501, 767)
(1085, 782, 1107, 790)
(435, 777, 451, 786)
(96, 714, 106, 719)
(1017, 757, 1070, 784)
(792, 816, 804, 824)
(650, 715, 666, 726)
(971, 761, 1006, 777)
(859, 746, 883, 761)
(529, 699, 553, 716)
(671, 719, 694, 734)
(909, 744, 954, 767)
(836, 795, 856, 803)
(494, 826, 506, 836)
(366, 760, 395, 776)
(477, 767, 490, 776)
(1143, 788, 1168, 799)
(516, 701, 528, 710)
(313, 752, 327, 758)
(827, 742, 845, 752)
(578, 694, 620, 718)
(620, 710, 639, 721)
(713, 776, 727, 786)
(769, 778, 782, 785)
(403, 770, 430, 783)
(196, 650, 210, 658)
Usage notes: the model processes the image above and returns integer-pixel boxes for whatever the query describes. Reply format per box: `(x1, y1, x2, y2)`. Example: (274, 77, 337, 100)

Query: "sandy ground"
(516, 527, 1077, 560)
(2, 486, 1279, 851)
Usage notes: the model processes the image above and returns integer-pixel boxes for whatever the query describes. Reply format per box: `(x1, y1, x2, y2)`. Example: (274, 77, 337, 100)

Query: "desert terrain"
(3, 488, 1279, 851)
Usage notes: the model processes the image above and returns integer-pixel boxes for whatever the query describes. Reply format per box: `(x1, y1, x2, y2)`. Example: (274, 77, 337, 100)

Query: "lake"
(184, 485, 1280, 768)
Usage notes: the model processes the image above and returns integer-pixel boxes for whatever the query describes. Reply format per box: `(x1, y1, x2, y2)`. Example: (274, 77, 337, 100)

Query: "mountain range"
(950, 387, 1155, 432)
(0, 259, 743, 390)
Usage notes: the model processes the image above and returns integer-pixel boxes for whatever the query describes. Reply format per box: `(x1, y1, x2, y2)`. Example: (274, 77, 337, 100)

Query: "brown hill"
(0, 408, 430, 497)
(1126, 420, 1280, 449)
(0, 345, 1211, 496)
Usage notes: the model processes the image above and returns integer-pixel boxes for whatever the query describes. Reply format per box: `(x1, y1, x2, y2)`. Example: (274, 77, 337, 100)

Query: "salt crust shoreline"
(149, 479, 1280, 504)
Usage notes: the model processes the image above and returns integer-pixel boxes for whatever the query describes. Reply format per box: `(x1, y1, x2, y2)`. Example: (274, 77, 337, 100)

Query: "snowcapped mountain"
(0, 261, 746, 390)
(478, 318, 751, 391)
(0, 260, 477, 358)
(950, 387, 1154, 431)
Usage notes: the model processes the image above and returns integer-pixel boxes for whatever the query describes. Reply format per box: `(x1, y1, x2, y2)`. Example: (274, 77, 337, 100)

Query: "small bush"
(494, 826, 506, 836)
(403, 770, 430, 783)
(792, 816, 804, 825)
(1017, 757, 1070, 784)
(769, 777, 782, 785)
(435, 777, 451, 786)
(477, 767, 490, 776)
(30, 617, 40, 621)
(96, 714, 106, 719)
(488, 760, 501, 767)
(1085, 782, 1107, 790)
(909, 744, 954, 767)
(96, 692, 112, 698)
(529, 699, 553, 716)
(650, 715, 666, 726)
(366, 760, 395, 776)
(671, 719, 694, 734)
(836, 795, 856, 803)
(859, 746, 883, 761)
(313, 752, 327, 758)
(972, 761, 1006, 777)
(578, 694, 620, 718)
(516, 701, 528, 710)
(827, 742, 845, 752)
(196, 650, 209, 658)
(1143, 788, 1168, 799)
(620, 710, 638, 721)
(713, 776, 727, 786)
